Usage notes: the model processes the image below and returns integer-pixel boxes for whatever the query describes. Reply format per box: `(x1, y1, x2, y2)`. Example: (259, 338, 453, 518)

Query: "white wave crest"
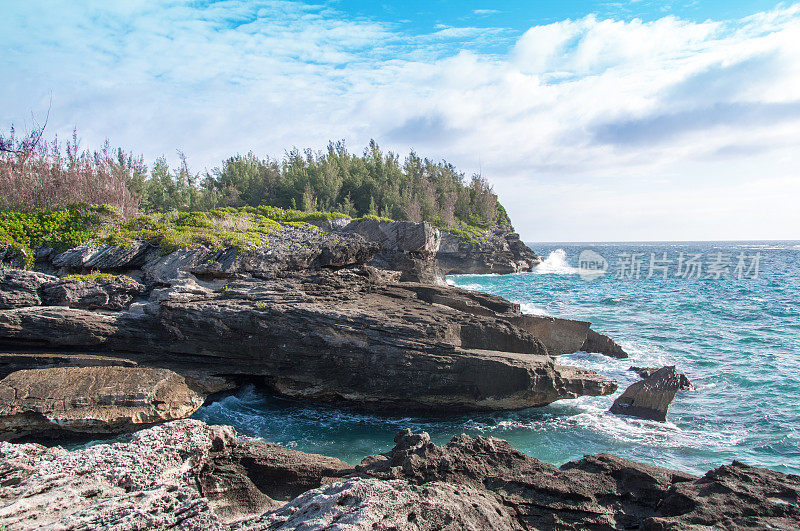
(533, 249, 580, 275)
(520, 302, 550, 316)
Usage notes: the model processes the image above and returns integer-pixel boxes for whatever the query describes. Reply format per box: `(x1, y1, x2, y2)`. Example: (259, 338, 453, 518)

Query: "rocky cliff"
(437, 228, 541, 275)
(1, 420, 797, 530)
(0, 219, 618, 440)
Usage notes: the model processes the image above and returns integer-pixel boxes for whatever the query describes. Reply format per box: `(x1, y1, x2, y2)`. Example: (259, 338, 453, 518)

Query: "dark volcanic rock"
(0, 268, 56, 309)
(437, 229, 541, 275)
(232, 477, 521, 530)
(581, 328, 629, 358)
(610, 365, 681, 421)
(630, 365, 693, 390)
(41, 275, 144, 310)
(357, 429, 800, 530)
(52, 241, 152, 270)
(1, 421, 798, 530)
(0, 366, 205, 440)
(0, 267, 616, 413)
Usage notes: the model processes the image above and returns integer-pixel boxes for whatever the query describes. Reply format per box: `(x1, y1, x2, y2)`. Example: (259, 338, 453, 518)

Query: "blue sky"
(2, 1, 799, 241)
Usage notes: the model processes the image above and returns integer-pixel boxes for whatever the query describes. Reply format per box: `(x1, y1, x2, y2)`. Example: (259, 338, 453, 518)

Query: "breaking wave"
(533, 249, 580, 275)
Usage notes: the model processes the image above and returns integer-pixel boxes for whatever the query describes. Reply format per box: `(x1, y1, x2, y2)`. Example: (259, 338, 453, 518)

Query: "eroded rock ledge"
(1, 420, 797, 530)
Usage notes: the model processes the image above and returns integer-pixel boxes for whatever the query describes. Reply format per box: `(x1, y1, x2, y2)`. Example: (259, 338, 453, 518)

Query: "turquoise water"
(195, 241, 800, 475)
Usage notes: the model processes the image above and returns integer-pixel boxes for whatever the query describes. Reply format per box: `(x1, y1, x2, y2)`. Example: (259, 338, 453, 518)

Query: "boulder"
(581, 328, 629, 358)
(343, 220, 441, 254)
(0, 366, 205, 440)
(0, 268, 56, 309)
(630, 365, 693, 390)
(609, 365, 681, 421)
(41, 275, 144, 310)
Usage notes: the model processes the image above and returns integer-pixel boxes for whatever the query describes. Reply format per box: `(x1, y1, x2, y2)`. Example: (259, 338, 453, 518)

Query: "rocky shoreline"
(0, 220, 625, 440)
(1, 419, 797, 529)
(2, 218, 792, 528)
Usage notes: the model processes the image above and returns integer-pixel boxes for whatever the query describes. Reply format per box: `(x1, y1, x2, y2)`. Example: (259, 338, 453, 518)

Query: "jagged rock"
(0, 366, 205, 440)
(582, 328, 629, 358)
(41, 275, 144, 310)
(630, 366, 693, 390)
(358, 429, 800, 530)
(0, 268, 616, 413)
(197, 439, 353, 522)
(0, 268, 56, 309)
(231, 477, 521, 530)
(344, 220, 441, 254)
(141, 227, 379, 285)
(343, 220, 443, 284)
(437, 229, 540, 275)
(52, 241, 152, 270)
(609, 366, 681, 421)
(1, 421, 797, 530)
(0, 420, 232, 529)
(651, 460, 800, 529)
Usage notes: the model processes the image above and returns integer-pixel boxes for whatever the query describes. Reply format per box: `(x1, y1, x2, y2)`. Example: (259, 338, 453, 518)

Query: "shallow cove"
(193, 240, 800, 475)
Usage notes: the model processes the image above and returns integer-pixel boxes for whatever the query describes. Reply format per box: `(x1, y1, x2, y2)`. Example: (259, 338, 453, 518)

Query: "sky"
(2, 1, 799, 241)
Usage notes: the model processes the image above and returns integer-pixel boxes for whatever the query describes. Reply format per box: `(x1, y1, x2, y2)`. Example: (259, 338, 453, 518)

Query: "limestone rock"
(52, 241, 152, 270)
(0, 366, 205, 440)
(232, 477, 521, 531)
(344, 219, 441, 255)
(437, 229, 540, 275)
(630, 365, 693, 390)
(0, 268, 56, 309)
(609, 365, 681, 421)
(41, 275, 144, 310)
(1, 421, 798, 530)
(0, 269, 617, 413)
(0, 419, 232, 530)
(358, 429, 800, 530)
(504, 314, 591, 355)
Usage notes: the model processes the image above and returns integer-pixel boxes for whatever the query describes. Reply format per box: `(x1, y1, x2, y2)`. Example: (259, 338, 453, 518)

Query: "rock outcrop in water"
(630, 365, 693, 390)
(2, 420, 798, 530)
(609, 365, 682, 421)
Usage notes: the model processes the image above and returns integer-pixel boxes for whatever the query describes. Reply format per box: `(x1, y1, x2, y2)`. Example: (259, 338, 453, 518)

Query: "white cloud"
(1, 2, 799, 240)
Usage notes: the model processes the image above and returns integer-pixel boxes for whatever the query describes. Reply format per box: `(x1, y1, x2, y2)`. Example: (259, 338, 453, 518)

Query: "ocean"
(194, 241, 800, 475)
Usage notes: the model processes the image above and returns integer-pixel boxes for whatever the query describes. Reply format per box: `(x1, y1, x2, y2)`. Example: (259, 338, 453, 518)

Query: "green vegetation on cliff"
(2, 125, 512, 232)
(0, 205, 358, 267)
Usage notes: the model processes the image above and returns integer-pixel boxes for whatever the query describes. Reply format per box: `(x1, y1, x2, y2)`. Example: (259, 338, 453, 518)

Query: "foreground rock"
(0, 366, 205, 440)
(2, 421, 797, 530)
(609, 365, 681, 421)
(357, 428, 800, 530)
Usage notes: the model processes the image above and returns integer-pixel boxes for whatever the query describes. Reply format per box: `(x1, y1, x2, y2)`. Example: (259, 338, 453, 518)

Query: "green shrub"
(0, 204, 115, 267)
(64, 270, 116, 282)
